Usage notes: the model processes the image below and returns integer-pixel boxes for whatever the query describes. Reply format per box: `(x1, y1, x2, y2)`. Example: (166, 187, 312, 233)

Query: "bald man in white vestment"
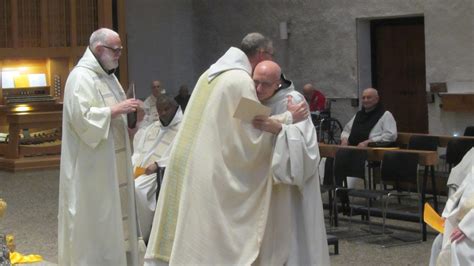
(132, 95, 182, 243)
(58, 28, 142, 265)
(142, 80, 166, 128)
(429, 148, 474, 265)
(252, 61, 330, 265)
(144, 33, 307, 265)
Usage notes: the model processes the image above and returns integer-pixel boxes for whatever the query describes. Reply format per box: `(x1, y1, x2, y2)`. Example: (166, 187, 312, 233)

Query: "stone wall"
(126, 0, 473, 133)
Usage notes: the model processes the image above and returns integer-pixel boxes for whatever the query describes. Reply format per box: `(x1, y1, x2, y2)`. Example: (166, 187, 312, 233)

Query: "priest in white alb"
(58, 28, 142, 265)
(252, 61, 330, 265)
(132, 95, 182, 243)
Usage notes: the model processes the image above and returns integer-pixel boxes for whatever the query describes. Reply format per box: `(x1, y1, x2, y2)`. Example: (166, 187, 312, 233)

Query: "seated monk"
(341, 87, 397, 147)
(131, 95, 182, 243)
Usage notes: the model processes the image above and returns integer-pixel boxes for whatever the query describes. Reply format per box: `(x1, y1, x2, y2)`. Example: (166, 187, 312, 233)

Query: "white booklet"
(233, 97, 271, 123)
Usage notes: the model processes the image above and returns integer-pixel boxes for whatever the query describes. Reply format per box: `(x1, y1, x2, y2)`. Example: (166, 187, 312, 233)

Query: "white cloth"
(132, 108, 182, 242)
(430, 148, 474, 265)
(341, 110, 397, 143)
(257, 85, 330, 265)
(58, 48, 140, 266)
(145, 47, 274, 265)
(447, 148, 474, 195)
(429, 164, 474, 265)
(142, 95, 160, 128)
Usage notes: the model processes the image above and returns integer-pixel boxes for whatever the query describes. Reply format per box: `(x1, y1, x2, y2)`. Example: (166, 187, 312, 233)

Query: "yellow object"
(10, 252, 43, 264)
(424, 203, 445, 234)
(134, 167, 146, 178)
(13, 74, 30, 88)
(0, 199, 6, 218)
(6, 234, 15, 252)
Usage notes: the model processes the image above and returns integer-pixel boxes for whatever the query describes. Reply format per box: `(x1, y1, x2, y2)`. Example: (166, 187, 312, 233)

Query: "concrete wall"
(126, 0, 473, 133)
(125, 0, 195, 100)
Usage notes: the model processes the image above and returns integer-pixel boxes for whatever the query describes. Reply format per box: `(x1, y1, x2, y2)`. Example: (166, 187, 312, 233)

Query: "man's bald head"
(253, 61, 281, 101)
(151, 80, 162, 97)
(303, 83, 315, 101)
(361, 87, 380, 110)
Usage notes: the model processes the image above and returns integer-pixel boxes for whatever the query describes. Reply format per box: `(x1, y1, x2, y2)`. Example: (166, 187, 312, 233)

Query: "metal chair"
(446, 139, 474, 172)
(407, 135, 440, 210)
(332, 148, 368, 227)
(320, 157, 336, 225)
(347, 151, 421, 246)
(408, 135, 439, 151)
(156, 166, 166, 201)
(464, 126, 474, 136)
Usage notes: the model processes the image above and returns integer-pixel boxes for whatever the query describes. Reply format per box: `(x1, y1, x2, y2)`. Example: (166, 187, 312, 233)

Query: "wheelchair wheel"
(319, 118, 343, 144)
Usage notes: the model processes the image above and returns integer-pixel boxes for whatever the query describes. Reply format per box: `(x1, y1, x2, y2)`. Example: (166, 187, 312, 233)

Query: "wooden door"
(371, 17, 428, 133)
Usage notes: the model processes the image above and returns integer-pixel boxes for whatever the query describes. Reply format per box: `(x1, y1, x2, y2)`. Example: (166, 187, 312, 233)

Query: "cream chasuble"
(145, 47, 274, 265)
(59, 48, 140, 266)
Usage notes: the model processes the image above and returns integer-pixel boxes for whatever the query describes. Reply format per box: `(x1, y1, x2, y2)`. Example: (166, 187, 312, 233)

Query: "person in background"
(58, 28, 142, 266)
(303, 83, 326, 112)
(142, 80, 166, 127)
(132, 95, 182, 244)
(174, 84, 191, 112)
(340, 87, 397, 147)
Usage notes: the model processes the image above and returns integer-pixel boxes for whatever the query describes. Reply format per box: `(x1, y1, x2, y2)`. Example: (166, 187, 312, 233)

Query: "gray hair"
(89, 28, 118, 50)
(156, 94, 178, 109)
(240, 32, 272, 57)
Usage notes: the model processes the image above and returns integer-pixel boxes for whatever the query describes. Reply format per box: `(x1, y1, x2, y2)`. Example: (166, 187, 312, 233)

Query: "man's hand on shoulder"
(287, 95, 309, 123)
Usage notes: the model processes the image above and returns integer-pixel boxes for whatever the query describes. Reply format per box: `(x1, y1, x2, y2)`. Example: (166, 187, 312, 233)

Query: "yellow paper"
(424, 203, 444, 234)
(233, 97, 271, 123)
(14, 74, 30, 88)
(134, 167, 146, 178)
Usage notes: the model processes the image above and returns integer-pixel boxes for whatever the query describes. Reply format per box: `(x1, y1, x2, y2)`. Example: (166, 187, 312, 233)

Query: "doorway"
(370, 17, 428, 133)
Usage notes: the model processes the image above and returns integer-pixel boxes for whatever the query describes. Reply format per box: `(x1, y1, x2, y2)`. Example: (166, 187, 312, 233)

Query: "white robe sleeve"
(271, 111, 293, 125)
(459, 209, 474, 241)
(341, 115, 355, 141)
(272, 119, 319, 190)
(370, 111, 397, 142)
(67, 75, 111, 149)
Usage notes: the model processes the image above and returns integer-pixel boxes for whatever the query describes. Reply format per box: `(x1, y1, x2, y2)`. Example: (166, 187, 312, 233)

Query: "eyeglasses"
(102, 45, 123, 53)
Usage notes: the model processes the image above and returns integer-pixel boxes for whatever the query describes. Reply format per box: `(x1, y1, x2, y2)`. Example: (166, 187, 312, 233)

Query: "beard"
(100, 52, 119, 70)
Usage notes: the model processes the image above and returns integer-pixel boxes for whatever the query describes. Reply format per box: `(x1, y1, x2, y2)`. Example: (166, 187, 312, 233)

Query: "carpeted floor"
(0, 169, 438, 265)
